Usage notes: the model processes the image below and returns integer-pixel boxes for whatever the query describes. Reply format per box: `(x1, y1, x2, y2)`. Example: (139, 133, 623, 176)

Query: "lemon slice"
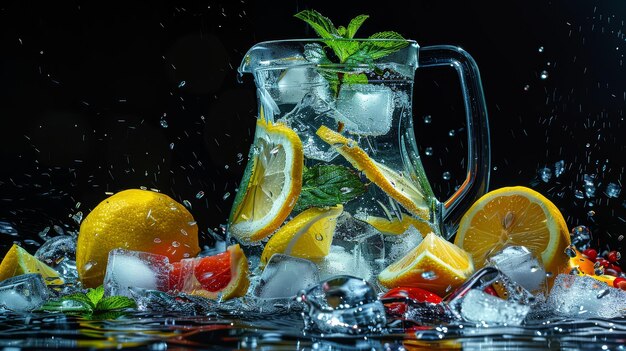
(453, 186, 571, 283)
(260, 205, 343, 268)
(229, 119, 304, 243)
(316, 125, 429, 219)
(0, 244, 64, 285)
(378, 233, 474, 296)
(354, 213, 433, 237)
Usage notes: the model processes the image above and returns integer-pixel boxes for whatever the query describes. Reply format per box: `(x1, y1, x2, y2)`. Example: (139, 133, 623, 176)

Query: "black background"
(0, 0, 625, 265)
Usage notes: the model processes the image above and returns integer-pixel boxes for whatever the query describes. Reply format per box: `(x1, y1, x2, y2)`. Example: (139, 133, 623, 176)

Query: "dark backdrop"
(1, 0, 624, 263)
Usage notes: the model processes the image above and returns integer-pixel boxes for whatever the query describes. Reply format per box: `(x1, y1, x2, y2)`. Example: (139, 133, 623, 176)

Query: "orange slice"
(316, 125, 429, 219)
(454, 186, 571, 282)
(0, 244, 64, 285)
(169, 244, 249, 301)
(378, 233, 474, 296)
(229, 119, 304, 243)
(354, 213, 434, 237)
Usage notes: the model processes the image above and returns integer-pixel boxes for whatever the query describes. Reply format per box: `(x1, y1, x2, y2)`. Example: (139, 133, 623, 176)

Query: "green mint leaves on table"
(37, 285, 137, 317)
(294, 164, 366, 212)
(295, 9, 409, 94)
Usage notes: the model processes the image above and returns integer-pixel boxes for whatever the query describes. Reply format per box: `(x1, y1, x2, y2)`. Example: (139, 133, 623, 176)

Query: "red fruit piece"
(596, 258, 610, 268)
(169, 251, 232, 292)
(613, 277, 626, 290)
(607, 251, 621, 263)
(382, 287, 442, 315)
(582, 248, 597, 261)
(483, 285, 499, 297)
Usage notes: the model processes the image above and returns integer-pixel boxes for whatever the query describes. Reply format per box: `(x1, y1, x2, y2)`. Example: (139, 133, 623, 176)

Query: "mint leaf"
(346, 15, 369, 39)
(37, 298, 93, 313)
(294, 164, 366, 212)
(342, 73, 368, 85)
(61, 293, 95, 309)
(95, 296, 137, 311)
(86, 285, 104, 306)
(357, 31, 409, 60)
(294, 10, 338, 39)
(337, 26, 347, 37)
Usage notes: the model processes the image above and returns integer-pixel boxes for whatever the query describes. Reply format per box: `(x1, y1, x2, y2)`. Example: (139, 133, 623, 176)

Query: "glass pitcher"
(230, 39, 490, 249)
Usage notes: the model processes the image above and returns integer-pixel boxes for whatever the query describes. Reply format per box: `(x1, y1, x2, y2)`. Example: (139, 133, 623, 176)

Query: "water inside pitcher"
(230, 39, 490, 274)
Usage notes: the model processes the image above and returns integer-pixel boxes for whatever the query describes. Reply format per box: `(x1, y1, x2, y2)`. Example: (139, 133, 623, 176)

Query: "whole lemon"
(76, 189, 200, 288)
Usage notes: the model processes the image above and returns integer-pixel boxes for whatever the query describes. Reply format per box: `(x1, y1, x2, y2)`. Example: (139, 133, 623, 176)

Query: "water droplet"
(84, 260, 96, 271)
(574, 190, 585, 199)
(315, 233, 324, 241)
(160, 119, 169, 128)
(597, 289, 610, 299)
(538, 46, 544, 53)
(539, 167, 552, 182)
(523, 84, 530, 91)
(223, 192, 231, 200)
(540, 70, 549, 80)
(421, 271, 438, 280)
(182, 200, 192, 210)
(172, 241, 180, 248)
(340, 187, 352, 194)
(424, 147, 433, 156)
(530, 266, 539, 273)
(606, 183, 621, 198)
(448, 129, 456, 137)
(195, 191, 205, 199)
(423, 115, 432, 124)
(169, 143, 175, 150)
(154, 238, 161, 244)
(587, 210, 596, 217)
(618, 235, 624, 242)
(554, 160, 565, 177)
(178, 80, 186, 88)
(442, 171, 451, 180)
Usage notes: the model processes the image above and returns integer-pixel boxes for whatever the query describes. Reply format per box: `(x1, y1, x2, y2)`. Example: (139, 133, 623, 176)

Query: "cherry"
(582, 248, 598, 261)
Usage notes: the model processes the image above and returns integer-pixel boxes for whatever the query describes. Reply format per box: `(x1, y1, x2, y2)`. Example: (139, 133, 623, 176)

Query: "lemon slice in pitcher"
(316, 125, 429, 219)
(229, 119, 304, 243)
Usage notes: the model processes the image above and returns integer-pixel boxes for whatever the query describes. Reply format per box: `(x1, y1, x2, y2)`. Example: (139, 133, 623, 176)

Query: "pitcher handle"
(417, 45, 491, 238)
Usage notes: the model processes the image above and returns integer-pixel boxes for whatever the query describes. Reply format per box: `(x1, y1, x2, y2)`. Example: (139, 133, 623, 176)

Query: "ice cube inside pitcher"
(336, 84, 394, 136)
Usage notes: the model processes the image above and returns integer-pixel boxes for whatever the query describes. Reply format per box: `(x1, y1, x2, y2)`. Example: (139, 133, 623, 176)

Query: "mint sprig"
(294, 164, 366, 212)
(37, 285, 136, 316)
(295, 10, 408, 95)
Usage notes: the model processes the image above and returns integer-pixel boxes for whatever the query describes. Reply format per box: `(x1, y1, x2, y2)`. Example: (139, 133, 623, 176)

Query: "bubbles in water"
(424, 147, 433, 156)
(442, 171, 451, 180)
(172, 241, 180, 248)
(605, 183, 621, 198)
(540, 70, 549, 80)
(421, 271, 438, 280)
(153, 238, 161, 244)
(539, 167, 552, 183)
(538, 46, 544, 53)
(423, 115, 432, 124)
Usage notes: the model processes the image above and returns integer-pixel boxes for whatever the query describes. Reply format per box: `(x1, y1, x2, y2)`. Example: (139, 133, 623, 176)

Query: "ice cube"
(459, 289, 530, 325)
(253, 254, 319, 299)
(35, 235, 76, 267)
(385, 225, 424, 264)
(0, 274, 50, 312)
(301, 275, 386, 335)
(275, 67, 331, 105)
(103, 249, 170, 298)
(547, 274, 626, 319)
(318, 245, 373, 282)
(487, 246, 546, 293)
(336, 84, 394, 136)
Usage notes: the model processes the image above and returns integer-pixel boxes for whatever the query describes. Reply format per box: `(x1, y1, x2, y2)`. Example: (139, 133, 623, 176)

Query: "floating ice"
(301, 275, 386, 335)
(103, 249, 170, 298)
(583, 174, 596, 198)
(253, 254, 319, 299)
(336, 84, 394, 136)
(319, 245, 373, 282)
(605, 182, 621, 198)
(570, 225, 592, 251)
(459, 289, 530, 325)
(488, 246, 546, 293)
(547, 274, 626, 319)
(34, 235, 76, 267)
(539, 167, 552, 182)
(554, 160, 565, 177)
(0, 274, 49, 312)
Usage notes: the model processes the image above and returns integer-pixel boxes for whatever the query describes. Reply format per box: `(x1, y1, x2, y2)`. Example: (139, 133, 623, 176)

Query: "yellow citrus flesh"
(260, 205, 343, 268)
(0, 244, 63, 285)
(354, 213, 434, 237)
(77, 189, 200, 288)
(229, 119, 303, 243)
(378, 233, 474, 296)
(316, 126, 429, 219)
(453, 186, 571, 284)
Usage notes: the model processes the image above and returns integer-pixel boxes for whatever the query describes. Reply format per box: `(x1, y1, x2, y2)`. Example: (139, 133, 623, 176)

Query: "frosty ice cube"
(459, 289, 530, 325)
(103, 249, 170, 298)
(34, 235, 76, 267)
(487, 246, 546, 293)
(318, 245, 373, 282)
(336, 84, 394, 136)
(547, 274, 626, 319)
(275, 66, 331, 105)
(385, 225, 424, 264)
(253, 254, 319, 299)
(0, 274, 49, 312)
(301, 275, 386, 335)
